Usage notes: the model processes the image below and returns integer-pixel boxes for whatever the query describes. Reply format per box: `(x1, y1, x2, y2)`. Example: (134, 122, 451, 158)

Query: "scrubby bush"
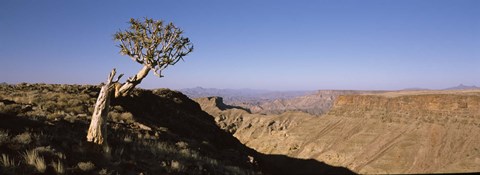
(0, 103, 22, 115)
(109, 111, 134, 124)
(0, 130, 9, 145)
(13, 132, 32, 145)
(78, 161, 95, 172)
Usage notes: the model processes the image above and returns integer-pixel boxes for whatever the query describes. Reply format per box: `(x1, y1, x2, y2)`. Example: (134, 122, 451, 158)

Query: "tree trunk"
(115, 65, 150, 98)
(87, 69, 116, 145)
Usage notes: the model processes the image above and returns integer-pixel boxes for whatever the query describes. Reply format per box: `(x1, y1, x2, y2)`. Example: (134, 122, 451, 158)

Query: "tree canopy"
(114, 18, 193, 77)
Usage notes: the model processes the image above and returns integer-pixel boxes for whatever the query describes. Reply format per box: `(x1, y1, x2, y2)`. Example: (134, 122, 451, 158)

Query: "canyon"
(195, 90, 480, 174)
(181, 87, 385, 115)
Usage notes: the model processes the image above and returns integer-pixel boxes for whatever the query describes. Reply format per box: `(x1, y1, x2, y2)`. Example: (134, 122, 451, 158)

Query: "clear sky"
(1, 0, 479, 91)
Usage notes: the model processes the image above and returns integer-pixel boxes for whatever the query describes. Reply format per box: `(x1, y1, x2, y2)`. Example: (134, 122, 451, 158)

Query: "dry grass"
(34, 156, 46, 173)
(22, 149, 38, 166)
(52, 159, 65, 174)
(22, 149, 47, 173)
(0, 154, 17, 168)
(0, 83, 258, 174)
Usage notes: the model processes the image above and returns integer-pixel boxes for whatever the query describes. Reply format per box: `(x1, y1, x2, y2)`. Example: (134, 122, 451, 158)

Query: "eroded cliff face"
(195, 90, 480, 174)
(234, 90, 384, 115)
(330, 92, 480, 126)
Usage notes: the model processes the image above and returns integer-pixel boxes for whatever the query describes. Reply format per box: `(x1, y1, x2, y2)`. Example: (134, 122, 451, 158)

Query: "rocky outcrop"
(329, 92, 480, 126)
(232, 90, 386, 115)
(196, 90, 480, 174)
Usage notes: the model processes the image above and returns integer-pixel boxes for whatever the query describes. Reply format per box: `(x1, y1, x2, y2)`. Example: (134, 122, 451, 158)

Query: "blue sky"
(1, 0, 479, 91)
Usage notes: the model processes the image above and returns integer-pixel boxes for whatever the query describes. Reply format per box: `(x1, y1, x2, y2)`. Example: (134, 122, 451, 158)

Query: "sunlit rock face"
(196, 90, 480, 174)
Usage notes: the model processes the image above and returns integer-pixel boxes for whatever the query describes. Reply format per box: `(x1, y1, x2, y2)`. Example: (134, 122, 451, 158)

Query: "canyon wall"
(195, 90, 480, 174)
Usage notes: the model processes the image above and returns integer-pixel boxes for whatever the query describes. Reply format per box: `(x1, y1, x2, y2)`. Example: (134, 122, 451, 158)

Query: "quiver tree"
(87, 18, 193, 145)
(114, 18, 193, 97)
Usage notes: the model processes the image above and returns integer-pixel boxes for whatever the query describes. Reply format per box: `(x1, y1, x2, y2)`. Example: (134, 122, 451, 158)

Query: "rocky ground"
(0, 83, 354, 174)
(0, 83, 259, 174)
(196, 90, 480, 174)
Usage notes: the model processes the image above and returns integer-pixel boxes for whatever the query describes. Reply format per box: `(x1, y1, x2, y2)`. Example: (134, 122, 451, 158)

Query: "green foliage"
(114, 17, 193, 77)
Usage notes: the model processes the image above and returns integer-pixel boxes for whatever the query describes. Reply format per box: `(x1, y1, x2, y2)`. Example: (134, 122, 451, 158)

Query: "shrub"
(65, 105, 85, 114)
(0, 103, 22, 114)
(13, 132, 32, 144)
(78, 161, 95, 171)
(42, 101, 58, 113)
(0, 130, 9, 145)
(67, 98, 83, 106)
(120, 112, 134, 123)
(109, 112, 134, 123)
(170, 160, 184, 171)
(108, 111, 121, 122)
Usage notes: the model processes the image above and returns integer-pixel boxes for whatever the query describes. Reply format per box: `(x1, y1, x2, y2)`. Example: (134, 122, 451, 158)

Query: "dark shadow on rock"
(0, 113, 45, 132)
(111, 89, 356, 174)
(111, 89, 258, 169)
(256, 153, 356, 175)
(210, 96, 252, 113)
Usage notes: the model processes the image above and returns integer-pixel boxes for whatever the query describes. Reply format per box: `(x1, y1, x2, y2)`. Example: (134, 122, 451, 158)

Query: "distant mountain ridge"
(444, 84, 480, 90)
(402, 84, 480, 91)
(180, 87, 386, 115)
(179, 87, 313, 103)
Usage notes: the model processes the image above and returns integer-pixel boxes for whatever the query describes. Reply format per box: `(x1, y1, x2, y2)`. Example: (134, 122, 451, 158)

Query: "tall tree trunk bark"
(87, 69, 116, 145)
(115, 65, 150, 98)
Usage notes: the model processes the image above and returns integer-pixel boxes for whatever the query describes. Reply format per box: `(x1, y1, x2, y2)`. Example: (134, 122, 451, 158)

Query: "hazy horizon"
(1, 0, 479, 91)
(2, 81, 478, 92)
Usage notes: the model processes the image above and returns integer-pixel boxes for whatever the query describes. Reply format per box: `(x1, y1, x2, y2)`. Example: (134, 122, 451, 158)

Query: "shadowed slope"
(0, 84, 257, 174)
(115, 90, 355, 174)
